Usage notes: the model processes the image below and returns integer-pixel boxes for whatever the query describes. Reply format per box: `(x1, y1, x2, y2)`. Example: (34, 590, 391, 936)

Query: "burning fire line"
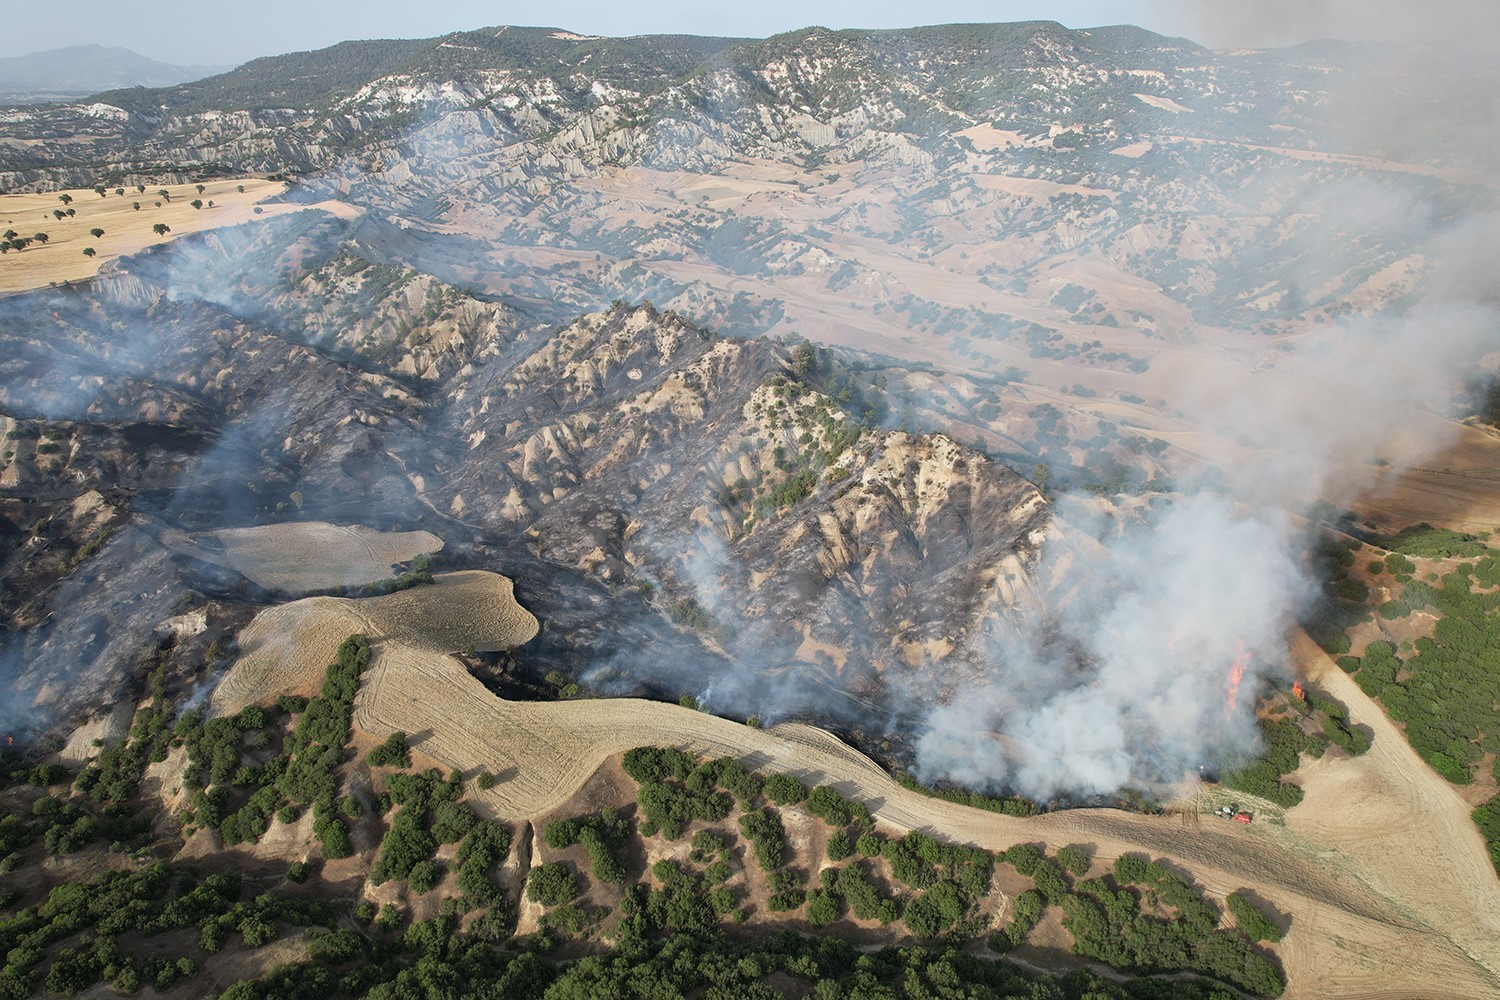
(1224, 640, 1251, 721)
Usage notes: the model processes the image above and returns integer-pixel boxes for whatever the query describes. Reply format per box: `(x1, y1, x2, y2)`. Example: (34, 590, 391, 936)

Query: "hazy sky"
(4, 0, 1491, 66)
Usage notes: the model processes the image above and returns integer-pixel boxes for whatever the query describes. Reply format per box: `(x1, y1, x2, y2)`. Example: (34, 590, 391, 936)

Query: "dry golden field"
(0, 178, 348, 294)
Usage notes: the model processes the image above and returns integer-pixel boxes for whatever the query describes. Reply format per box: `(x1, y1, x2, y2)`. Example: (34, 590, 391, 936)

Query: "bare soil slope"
(196, 521, 442, 593)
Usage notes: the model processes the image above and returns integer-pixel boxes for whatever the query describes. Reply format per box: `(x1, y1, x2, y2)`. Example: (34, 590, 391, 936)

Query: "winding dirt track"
(214, 572, 1500, 1000)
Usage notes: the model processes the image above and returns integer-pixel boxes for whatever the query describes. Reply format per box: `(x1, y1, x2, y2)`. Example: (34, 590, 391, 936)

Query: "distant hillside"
(0, 43, 228, 99)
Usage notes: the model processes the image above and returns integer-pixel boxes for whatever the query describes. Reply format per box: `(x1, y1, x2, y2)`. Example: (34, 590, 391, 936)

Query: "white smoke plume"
(918, 497, 1309, 798)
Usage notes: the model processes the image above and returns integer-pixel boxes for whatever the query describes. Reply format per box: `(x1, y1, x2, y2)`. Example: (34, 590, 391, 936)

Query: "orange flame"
(1292, 680, 1304, 701)
(1224, 640, 1251, 720)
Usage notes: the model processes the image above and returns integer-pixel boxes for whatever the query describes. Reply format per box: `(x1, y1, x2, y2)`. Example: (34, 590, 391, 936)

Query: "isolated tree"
(33, 232, 48, 244)
(190, 199, 203, 210)
(52, 210, 66, 220)
(65, 208, 74, 217)
(237, 184, 245, 193)
(114, 187, 124, 196)
(207, 199, 214, 207)
(154, 201, 162, 207)
(94, 185, 106, 198)
(82, 247, 96, 258)
(132, 202, 140, 211)
(136, 184, 145, 193)
(158, 189, 171, 202)
(1032, 462, 1050, 497)
(196, 184, 206, 194)
(152, 223, 170, 236)
(57, 193, 72, 205)
(90, 228, 104, 239)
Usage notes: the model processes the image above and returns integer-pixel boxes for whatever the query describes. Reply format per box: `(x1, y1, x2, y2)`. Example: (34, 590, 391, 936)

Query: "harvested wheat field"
(0, 179, 294, 294)
(1349, 421, 1500, 532)
(212, 571, 537, 717)
(198, 521, 443, 593)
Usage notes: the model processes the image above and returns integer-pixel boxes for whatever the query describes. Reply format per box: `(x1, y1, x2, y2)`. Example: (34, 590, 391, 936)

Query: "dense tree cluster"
(1221, 717, 1312, 808)
(1348, 567, 1500, 785)
(366, 731, 411, 768)
(806, 785, 870, 827)
(73, 668, 175, 807)
(455, 821, 512, 910)
(2, 722, 1294, 1000)
(762, 773, 807, 805)
(174, 635, 371, 858)
(822, 862, 901, 925)
(371, 769, 470, 886)
(0, 862, 333, 998)
(1226, 892, 1283, 944)
(526, 862, 580, 907)
(543, 808, 630, 884)
(624, 748, 744, 838)
(738, 809, 787, 871)
(1060, 855, 1285, 997)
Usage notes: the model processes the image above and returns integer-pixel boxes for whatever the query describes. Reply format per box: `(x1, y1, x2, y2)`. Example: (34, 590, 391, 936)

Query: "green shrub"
(526, 862, 579, 906)
(366, 732, 411, 768)
(1226, 892, 1282, 943)
(738, 810, 785, 871)
(407, 860, 442, 894)
(829, 863, 900, 924)
(1056, 846, 1090, 876)
(455, 821, 511, 906)
(806, 786, 868, 826)
(370, 808, 435, 885)
(827, 829, 852, 861)
(307, 928, 364, 964)
(1004, 844, 1042, 876)
(806, 889, 841, 927)
(763, 774, 807, 805)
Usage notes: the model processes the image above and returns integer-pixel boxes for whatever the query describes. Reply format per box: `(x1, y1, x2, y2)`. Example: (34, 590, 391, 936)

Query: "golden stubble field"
(0, 178, 304, 294)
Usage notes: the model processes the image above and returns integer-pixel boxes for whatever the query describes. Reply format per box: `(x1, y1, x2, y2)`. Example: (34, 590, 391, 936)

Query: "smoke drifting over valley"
(2, 13, 1498, 813)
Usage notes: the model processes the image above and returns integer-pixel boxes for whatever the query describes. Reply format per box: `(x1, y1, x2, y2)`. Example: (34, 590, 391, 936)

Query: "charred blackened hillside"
(0, 221, 1059, 741)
